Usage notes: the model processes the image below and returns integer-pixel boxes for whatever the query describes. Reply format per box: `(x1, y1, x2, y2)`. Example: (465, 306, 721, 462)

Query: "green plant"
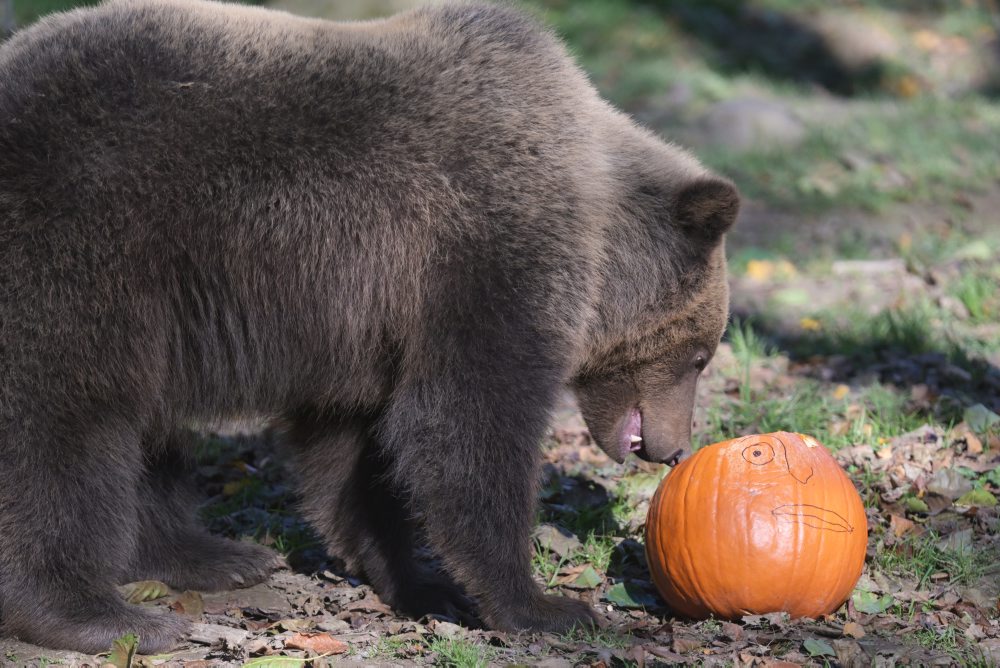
(560, 625, 633, 650)
(953, 271, 998, 324)
(875, 533, 989, 587)
(426, 637, 496, 668)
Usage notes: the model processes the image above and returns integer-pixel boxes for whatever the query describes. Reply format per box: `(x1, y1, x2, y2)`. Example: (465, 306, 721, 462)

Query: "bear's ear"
(673, 177, 740, 242)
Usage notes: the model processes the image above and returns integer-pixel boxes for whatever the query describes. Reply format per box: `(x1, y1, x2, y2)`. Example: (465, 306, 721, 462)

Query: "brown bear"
(0, 0, 738, 653)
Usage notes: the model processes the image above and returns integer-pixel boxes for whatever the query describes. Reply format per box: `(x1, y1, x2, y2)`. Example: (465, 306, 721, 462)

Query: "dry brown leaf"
(889, 514, 915, 538)
(284, 632, 349, 654)
(347, 596, 393, 614)
(170, 590, 205, 618)
(842, 621, 865, 638)
(671, 634, 702, 654)
(720, 621, 743, 641)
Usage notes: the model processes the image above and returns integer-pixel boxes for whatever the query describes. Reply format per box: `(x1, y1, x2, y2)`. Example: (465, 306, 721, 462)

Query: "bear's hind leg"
(124, 436, 280, 592)
(0, 415, 188, 653)
(287, 411, 474, 622)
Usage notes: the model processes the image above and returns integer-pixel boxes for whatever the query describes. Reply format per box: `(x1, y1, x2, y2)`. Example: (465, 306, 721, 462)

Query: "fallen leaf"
(346, 597, 393, 614)
(269, 619, 313, 633)
(645, 646, 686, 661)
(800, 317, 822, 332)
(803, 638, 836, 658)
(853, 590, 893, 614)
(605, 582, 660, 609)
(889, 514, 915, 538)
(533, 524, 582, 558)
(432, 621, 465, 639)
(956, 488, 997, 508)
(242, 659, 307, 668)
(842, 621, 865, 639)
(170, 590, 205, 618)
(284, 632, 349, 654)
(720, 621, 743, 641)
(953, 422, 985, 454)
(937, 528, 973, 552)
(832, 384, 850, 401)
(833, 638, 866, 665)
(106, 633, 139, 668)
(569, 565, 602, 590)
(671, 634, 702, 653)
(123, 580, 170, 604)
(903, 496, 930, 514)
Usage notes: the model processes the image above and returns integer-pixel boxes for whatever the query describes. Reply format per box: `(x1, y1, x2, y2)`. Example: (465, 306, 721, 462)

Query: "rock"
(925, 469, 973, 501)
(965, 404, 1000, 434)
(830, 258, 906, 276)
(808, 11, 899, 71)
(698, 97, 806, 151)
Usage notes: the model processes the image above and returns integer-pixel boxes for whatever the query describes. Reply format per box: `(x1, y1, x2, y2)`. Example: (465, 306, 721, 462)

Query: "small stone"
(925, 468, 973, 501)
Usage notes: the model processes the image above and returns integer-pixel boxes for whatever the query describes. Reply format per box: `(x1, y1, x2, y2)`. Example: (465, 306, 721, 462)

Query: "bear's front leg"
(125, 442, 281, 592)
(380, 343, 598, 633)
(0, 415, 188, 653)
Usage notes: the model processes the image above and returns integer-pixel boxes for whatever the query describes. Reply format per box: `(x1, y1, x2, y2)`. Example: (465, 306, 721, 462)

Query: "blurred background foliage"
(9, 0, 999, 218)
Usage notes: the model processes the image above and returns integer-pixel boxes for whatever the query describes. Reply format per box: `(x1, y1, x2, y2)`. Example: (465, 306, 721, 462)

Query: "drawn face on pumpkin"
(733, 433, 855, 534)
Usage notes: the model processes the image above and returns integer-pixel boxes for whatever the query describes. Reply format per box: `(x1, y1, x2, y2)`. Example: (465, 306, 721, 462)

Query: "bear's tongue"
(621, 408, 643, 457)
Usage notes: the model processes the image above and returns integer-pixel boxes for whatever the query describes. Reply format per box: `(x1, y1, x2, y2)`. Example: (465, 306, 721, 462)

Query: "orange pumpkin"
(645, 432, 867, 620)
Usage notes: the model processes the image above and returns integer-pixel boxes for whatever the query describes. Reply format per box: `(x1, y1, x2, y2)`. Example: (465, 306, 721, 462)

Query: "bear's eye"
(693, 354, 708, 371)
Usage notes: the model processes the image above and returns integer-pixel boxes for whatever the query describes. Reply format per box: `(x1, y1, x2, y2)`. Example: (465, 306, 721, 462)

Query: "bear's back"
(0, 0, 600, 235)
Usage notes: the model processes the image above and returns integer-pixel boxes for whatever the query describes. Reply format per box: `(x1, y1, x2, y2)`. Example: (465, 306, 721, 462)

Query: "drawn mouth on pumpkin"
(771, 504, 854, 533)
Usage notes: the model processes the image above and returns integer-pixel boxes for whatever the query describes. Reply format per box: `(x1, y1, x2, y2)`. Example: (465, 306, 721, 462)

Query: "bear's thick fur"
(0, 0, 738, 652)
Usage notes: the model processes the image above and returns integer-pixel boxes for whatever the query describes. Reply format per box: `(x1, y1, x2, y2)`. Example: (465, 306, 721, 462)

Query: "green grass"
(576, 533, 617, 572)
(910, 625, 995, 666)
(532, 541, 568, 587)
(704, 97, 1000, 212)
(368, 636, 411, 661)
(537, 0, 1000, 214)
(952, 269, 1000, 325)
(727, 317, 774, 405)
(559, 625, 633, 650)
(874, 533, 990, 587)
(701, 374, 923, 451)
(426, 637, 497, 668)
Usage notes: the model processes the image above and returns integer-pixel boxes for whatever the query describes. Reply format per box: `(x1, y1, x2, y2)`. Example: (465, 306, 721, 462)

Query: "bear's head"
(572, 132, 739, 465)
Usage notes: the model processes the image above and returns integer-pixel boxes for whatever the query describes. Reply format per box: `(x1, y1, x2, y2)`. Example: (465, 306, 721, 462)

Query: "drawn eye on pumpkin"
(742, 443, 775, 465)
